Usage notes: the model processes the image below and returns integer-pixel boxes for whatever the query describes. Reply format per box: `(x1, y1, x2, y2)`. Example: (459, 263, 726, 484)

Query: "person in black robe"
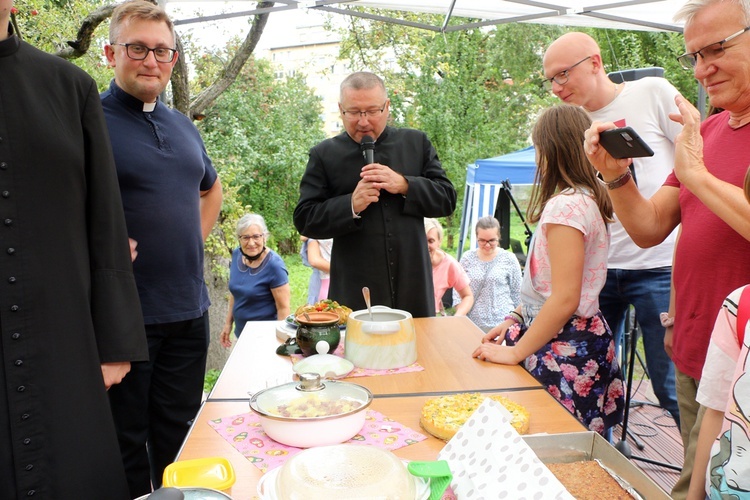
(0, 4, 148, 498)
(294, 72, 456, 317)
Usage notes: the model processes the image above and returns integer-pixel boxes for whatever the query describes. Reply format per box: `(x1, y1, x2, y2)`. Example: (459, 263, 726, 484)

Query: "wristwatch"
(659, 312, 674, 328)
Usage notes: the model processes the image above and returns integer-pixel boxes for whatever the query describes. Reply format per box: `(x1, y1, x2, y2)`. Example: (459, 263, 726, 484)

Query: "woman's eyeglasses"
(239, 234, 264, 244)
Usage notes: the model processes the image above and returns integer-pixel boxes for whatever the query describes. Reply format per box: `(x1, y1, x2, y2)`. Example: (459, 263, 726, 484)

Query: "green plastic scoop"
(408, 460, 452, 500)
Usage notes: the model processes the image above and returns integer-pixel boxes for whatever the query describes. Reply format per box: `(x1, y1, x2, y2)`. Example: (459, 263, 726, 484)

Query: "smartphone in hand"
(599, 127, 654, 159)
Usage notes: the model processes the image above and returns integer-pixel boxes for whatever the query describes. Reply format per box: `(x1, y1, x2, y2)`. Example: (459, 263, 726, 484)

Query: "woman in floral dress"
(472, 105, 624, 434)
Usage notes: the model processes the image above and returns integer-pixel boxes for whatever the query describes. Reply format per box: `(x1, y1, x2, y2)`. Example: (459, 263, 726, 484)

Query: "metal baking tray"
(523, 431, 670, 499)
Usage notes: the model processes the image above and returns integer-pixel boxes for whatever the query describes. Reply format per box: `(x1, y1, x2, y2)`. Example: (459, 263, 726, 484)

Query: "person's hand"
(663, 325, 674, 360)
(669, 94, 706, 187)
(220, 325, 233, 348)
(472, 343, 521, 365)
(101, 362, 131, 390)
(361, 163, 409, 196)
(352, 178, 381, 214)
(584, 121, 632, 180)
(482, 321, 512, 344)
(128, 238, 138, 262)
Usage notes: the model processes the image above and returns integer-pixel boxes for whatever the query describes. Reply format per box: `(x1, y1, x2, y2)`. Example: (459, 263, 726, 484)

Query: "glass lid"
(249, 373, 372, 420)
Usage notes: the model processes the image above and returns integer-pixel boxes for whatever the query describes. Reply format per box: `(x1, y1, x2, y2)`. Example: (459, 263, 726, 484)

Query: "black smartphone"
(599, 126, 654, 159)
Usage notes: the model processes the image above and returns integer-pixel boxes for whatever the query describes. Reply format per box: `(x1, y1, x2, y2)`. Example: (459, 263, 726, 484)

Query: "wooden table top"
(177, 390, 585, 499)
(208, 316, 541, 400)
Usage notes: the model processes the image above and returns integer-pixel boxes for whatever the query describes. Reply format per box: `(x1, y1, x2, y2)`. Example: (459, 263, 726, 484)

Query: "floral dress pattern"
(510, 189, 624, 434)
(506, 313, 625, 433)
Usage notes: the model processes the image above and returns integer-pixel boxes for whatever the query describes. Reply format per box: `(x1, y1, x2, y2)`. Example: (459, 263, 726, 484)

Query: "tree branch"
(57, 4, 116, 59)
(187, 1, 273, 119)
(171, 35, 191, 115)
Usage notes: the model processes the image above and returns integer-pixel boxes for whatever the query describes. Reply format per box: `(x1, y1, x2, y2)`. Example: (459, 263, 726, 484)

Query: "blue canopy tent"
(457, 146, 537, 260)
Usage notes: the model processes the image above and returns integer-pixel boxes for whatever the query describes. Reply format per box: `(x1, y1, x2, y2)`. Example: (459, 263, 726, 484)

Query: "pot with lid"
(248, 373, 372, 448)
(294, 311, 341, 357)
(345, 306, 417, 369)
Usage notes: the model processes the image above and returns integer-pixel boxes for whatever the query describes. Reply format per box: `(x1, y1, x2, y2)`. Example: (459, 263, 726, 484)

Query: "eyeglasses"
(477, 238, 499, 246)
(542, 56, 591, 91)
(677, 26, 750, 69)
(112, 43, 177, 63)
(239, 234, 264, 244)
(341, 102, 387, 120)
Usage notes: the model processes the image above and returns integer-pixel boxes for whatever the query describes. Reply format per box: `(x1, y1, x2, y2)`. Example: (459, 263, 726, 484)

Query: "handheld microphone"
(361, 135, 375, 164)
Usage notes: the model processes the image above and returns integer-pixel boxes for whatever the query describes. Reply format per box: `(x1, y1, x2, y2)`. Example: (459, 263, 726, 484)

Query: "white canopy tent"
(169, 0, 686, 33)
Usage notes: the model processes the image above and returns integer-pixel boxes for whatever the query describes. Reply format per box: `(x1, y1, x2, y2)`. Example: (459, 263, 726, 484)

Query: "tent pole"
(457, 183, 472, 261)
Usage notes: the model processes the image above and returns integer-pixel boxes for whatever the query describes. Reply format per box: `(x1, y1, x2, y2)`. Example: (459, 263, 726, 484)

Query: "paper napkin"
(438, 398, 574, 500)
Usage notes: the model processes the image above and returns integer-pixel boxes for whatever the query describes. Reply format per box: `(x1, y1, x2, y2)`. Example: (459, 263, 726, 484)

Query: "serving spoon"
(362, 286, 373, 321)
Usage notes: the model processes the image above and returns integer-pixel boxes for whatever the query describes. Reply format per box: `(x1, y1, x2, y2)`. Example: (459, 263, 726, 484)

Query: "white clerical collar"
(142, 101, 156, 112)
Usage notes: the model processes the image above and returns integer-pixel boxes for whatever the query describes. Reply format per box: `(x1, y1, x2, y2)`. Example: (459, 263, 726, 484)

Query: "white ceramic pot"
(248, 373, 372, 448)
(344, 306, 417, 369)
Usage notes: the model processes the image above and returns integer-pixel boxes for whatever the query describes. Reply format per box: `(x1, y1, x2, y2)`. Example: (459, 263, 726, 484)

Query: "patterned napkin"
(208, 409, 427, 473)
(291, 342, 424, 378)
(438, 399, 573, 500)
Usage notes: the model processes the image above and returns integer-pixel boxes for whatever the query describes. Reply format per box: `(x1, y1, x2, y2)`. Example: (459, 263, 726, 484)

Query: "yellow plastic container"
(163, 457, 235, 493)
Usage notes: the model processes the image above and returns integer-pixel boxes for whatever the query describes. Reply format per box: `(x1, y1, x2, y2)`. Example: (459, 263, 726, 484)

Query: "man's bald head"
(542, 32, 615, 111)
(543, 32, 601, 69)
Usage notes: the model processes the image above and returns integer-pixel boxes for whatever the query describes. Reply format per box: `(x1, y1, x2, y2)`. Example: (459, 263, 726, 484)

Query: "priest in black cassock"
(294, 71, 457, 317)
(0, 2, 148, 498)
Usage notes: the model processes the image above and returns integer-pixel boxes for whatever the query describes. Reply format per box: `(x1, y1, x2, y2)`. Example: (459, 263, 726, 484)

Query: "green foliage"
(13, 0, 113, 88)
(203, 368, 221, 394)
(588, 28, 698, 101)
(283, 253, 312, 311)
(196, 55, 327, 260)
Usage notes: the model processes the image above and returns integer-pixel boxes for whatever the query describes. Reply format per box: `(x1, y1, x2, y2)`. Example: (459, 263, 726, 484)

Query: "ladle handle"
(362, 286, 373, 321)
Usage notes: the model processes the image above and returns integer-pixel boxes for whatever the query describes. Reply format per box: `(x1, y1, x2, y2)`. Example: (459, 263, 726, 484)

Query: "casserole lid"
(249, 373, 372, 420)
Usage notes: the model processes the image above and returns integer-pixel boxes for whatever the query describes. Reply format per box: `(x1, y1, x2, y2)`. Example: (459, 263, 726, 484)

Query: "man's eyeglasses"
(477, 238, 499, 246)
(542, 56, 591, 91)
(341, 102, 387, 120)
(677, 26, 750, 69)
(239, 234, 264, 244)
(112, 43, 177, 63)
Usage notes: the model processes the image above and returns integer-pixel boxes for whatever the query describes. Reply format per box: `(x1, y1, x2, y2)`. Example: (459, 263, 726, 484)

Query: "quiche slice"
(419, 393, 530, 441)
